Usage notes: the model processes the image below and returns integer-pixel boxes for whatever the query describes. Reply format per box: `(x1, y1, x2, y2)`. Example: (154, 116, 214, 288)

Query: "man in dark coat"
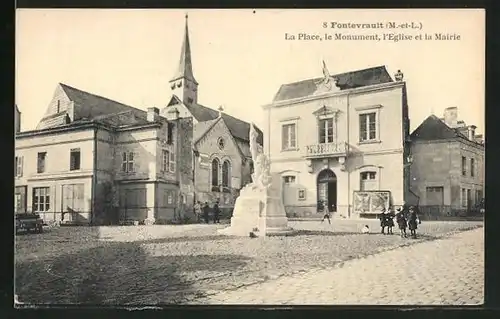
(213, 200, 221, 224)
(379, 209, 388, 234)
(203, 202, 210, 224)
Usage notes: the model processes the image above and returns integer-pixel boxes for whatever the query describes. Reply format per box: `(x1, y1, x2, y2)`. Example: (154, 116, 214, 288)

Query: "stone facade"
(15, 96, 194, 225)
(263, 65, 411, 218)
(409, 109, 484, 214)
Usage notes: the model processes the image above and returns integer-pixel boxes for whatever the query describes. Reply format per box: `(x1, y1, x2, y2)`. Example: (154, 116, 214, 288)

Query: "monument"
(218, 123, 294, 237)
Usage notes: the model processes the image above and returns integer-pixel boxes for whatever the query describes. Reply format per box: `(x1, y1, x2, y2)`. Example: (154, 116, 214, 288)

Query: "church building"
(262, 64, 414, 219)
(161, 15, 263, 208)
(14, 14, 261, 224)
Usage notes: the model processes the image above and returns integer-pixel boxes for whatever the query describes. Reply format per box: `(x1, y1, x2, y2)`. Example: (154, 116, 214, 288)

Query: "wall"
(267, 83, 405, 163)
(410, 139, 484, 210)
(114, 127, 158, 181)
(176, 117, 195, 218)
(194, 118, 243, 206)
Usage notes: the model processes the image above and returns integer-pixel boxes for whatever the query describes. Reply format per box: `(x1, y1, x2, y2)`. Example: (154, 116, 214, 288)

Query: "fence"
(417, 205, 484, 221)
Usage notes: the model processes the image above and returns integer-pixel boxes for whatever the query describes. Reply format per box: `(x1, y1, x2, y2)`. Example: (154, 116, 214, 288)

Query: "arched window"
(222, 160, 231, 192)
(360, 171, 377, 191)
(211, 158, 220, 192)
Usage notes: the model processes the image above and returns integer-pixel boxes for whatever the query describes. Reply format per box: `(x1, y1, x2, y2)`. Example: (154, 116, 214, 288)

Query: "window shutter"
(169, 150, 176, 172)
(282, 125, 288, 149)
(359, 115, 367, 141)
(290, 124, 296, 147)
(19, 156, 23, 176)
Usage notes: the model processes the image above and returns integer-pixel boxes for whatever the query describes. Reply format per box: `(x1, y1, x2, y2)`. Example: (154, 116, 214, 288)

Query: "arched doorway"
(317, 169, 337, 212)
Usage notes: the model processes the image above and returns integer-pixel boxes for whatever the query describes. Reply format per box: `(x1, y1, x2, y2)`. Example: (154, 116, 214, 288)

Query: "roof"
(171, 15, 197, 84)
(273, 65, 393, 102)
(169, 95, 263, 144)
(193, 118, 220, 143)
(59, 83, 148, 122)
(410, 115, 470, 141)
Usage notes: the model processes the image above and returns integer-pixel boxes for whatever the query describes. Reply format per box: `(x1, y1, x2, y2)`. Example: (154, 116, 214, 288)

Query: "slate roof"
(410, 115, 469, 141)
(193, 118, 220, 143)
(273, 65, 393, 102)
(168, 95, 264, 144)
(59, 83, 148, 122)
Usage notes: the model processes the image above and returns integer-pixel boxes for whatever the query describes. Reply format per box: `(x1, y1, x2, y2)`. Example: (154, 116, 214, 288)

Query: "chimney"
(474, 134, 483, 144)
(147, 107, 159, 122)
(468, 125, 477, 141)
(167, 108, 179, 120)
(443, 107, 458, 128)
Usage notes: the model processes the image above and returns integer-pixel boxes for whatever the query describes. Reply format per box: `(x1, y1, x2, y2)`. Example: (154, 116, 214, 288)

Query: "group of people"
(193, 200, 221, 224)
(379, 205, 421, 238)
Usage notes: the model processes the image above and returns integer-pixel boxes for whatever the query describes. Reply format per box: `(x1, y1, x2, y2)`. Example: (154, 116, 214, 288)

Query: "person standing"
(203, 202, 210, 224)
(379, 208, 388, 234)
(213, 200, 221, 224)
(194, 201, 202, 223)
(395, 207, 407, 238)
(321, 204, 331, 224)
(408, 206, 420, 239)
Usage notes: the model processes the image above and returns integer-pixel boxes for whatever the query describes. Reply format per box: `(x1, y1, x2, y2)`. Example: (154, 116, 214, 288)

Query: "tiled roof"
(193, 118, 220, 143)
(273, 65, 393, 102)
(59, 83, 148, 122)
(410, 115, 468, 141)
(168, 95, 263, 144)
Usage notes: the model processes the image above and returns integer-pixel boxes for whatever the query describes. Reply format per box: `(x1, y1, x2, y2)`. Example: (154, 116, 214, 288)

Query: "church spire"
(171, 14, 197, 84)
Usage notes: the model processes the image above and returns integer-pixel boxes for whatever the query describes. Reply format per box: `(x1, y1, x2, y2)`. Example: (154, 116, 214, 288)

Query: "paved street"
(195, 228, 484, 305)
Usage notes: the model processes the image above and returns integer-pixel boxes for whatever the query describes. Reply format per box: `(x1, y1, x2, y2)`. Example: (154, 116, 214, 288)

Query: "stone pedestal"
(219, 173, 294, 237)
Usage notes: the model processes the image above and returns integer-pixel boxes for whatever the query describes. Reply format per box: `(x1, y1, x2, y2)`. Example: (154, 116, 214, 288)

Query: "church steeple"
(169, 13, 198, 105)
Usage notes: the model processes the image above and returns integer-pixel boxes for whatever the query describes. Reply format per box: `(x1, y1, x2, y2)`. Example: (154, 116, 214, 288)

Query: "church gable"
(195, 117, 243, 161)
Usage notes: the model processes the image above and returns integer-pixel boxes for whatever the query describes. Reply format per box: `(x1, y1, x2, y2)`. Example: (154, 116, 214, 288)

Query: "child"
(361, 225, 370, 234)
(379, 208, 387, 234)
(408, 206, 419, 239)
(385, 209, 395, 235)
(395, 207, 407, 238)
(321, 203, 331, 225)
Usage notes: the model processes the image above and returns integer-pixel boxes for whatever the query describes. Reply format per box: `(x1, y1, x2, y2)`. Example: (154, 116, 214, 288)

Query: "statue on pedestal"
(246, 122, 272, 191)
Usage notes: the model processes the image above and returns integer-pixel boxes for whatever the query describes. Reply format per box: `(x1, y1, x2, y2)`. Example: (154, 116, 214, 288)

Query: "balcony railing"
(305, 142, 348, 158)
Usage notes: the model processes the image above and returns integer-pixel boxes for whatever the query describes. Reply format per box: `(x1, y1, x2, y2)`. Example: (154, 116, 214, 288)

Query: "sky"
(16, 9, 484, 135)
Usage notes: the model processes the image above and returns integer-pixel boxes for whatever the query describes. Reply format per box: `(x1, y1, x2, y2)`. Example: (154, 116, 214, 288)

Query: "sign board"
(353, 191, 391, 214)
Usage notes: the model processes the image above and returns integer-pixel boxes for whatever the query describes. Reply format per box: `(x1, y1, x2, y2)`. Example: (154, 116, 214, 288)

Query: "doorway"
(317, 169, 337, 212)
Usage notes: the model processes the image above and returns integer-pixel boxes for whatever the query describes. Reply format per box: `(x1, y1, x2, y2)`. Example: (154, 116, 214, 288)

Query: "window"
(37, 152, 47, 173)
(360, 171, 377, 191)
(281, 123, 297, 150)
(33, 187, 50, 212)
(162, 149, 175, 173)
(461, 188, 467, 207)
(167, 124, 173, 144)
(359, 113, 377, 142)
(121, 152, 134, 173)
(461, 156, 467, 176)
(222, 160, 231, 191)
(470, 158, 475, 177)
(467, 189, 471, 207)
(166, 191, 174, 204)
(319, 118, 334, 144)
(70, 148, 81, 171)
(211, 158, 220, 191)
(15, 156, 23, 177)
(169, 150, 176, 172)
(283, 175, 296, 184)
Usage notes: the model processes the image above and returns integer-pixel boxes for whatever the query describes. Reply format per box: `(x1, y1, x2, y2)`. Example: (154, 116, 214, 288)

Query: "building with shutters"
(262, 64, 414, 219)
(15, 84, 193, 225)
(14, 14, 261, 224)
(409, 107, 484, 217)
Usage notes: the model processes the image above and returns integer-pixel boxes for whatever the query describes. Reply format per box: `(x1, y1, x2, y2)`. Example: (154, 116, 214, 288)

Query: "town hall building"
(262, 63, 414, 219)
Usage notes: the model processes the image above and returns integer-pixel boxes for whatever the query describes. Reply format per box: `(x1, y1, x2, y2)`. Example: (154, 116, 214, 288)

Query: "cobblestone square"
(15, 220, 483, 305)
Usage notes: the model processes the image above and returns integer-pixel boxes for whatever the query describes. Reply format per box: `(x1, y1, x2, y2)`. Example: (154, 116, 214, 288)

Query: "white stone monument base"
(218, 174, 294, 237)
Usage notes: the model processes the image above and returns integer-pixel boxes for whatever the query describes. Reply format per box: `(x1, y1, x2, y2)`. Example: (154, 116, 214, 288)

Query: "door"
(328, 181, 337, 212)
(62, 184, 85, 222)
(317, 169, 337, 212)
(15, 186, 27, 214)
